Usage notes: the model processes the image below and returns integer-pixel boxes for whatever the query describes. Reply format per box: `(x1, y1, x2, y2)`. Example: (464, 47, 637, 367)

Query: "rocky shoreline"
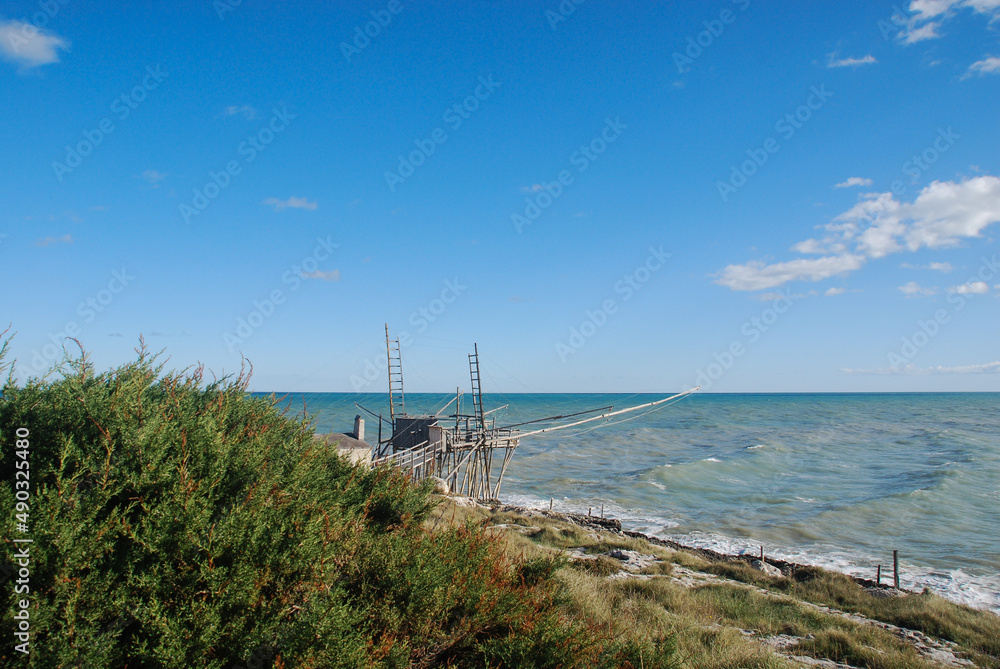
(487, 501, 908, 596)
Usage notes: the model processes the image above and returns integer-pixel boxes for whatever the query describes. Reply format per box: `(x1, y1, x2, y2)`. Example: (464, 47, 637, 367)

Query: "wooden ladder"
(386, 324, 405, 423)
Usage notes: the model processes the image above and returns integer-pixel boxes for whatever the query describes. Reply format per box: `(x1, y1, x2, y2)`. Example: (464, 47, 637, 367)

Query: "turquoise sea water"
(265, 392, 1000, 612)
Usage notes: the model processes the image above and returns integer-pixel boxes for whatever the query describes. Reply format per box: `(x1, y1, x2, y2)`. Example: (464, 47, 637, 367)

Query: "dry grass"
(452, 502, 1000, 669)
(557, 572, 792, 669)
(701, 560, 1000, 667)
(570, 555, 625, 577)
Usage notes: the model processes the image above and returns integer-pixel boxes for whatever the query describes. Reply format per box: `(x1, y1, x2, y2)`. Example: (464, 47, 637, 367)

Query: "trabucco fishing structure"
(352, 325, 699, 501)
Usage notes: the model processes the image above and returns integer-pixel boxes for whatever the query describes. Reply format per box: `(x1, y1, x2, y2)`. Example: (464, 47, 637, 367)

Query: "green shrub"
(0, 345, 676, 668)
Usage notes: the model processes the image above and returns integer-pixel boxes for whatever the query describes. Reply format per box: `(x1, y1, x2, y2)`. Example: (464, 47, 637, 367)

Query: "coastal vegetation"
(441, 501, 1000, 669)
(2, 344, 998, 668)
(0, 346, 670, 667)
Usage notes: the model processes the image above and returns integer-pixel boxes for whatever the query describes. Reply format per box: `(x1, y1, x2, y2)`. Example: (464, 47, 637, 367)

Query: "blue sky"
(1, 1, 999, 393)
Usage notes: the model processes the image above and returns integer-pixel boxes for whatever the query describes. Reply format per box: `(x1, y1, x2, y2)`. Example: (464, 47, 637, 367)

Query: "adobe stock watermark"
(29, 268, 135, 373)
(890, 127, 959, 198)
(716, 84, 833, 202)
(340, 0, 403, 63)
(512, 116, 627, 234)
(384, 74, 501, 192)
(4, 0, 71, 54)
(349, 278, 466, 391)
(556, 246, 670, 362)
(223, 237, 338, 353)
(673, 0, 751, 73)
(52, 65, 169, 182)
(180, 104, 297, 224)
(877, 4, 916, 41)
(887, 255, 998, 368)
(545, 0, 586, 30)
(213, 0, 244, 20)
(692, 289, 798, 390)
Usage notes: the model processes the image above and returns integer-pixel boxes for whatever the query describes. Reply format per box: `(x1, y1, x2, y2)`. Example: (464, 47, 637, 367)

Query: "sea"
(263, 391, 1000, 613)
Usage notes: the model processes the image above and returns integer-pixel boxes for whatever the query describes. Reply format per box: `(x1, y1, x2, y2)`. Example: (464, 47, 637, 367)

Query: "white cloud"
(263, 196, 318, 212)
(910, 0, 1000, 21)
(140, 170, 167, 185)
(903, 21, 942, 42)
(716, 255, 866, 291)
(834, 177, 873, 189)
(830, 177, 1000, 254)
(755, 291, 793, 302)
(716, 176, 1000, 292)
(520, 184, 544, 193)
(901, 261, 954, 271)
(899, 0, 1000, 42)
(843, 361, 1000, 375)
(930, 361, 1000, 373)
(302, 269, 340, 281)
(221, 105, 257, 119)
(899, 281, 938, 296)
(790, 237, 847, 254)
(963, 55, 1000, 78)
(824, 287, 847, 296)
(35, 234, 73, 247)
(0, 20, 70, 68)
(903, 177, 1000, 249)
(827, 54, 877, 68)
(948, 280, 990, 294)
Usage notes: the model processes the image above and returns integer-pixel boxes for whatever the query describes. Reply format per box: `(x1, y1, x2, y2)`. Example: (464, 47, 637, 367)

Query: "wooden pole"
(549, 498, 553, 511)
(876, 565, 881, 584)
(760, 546, 764, 561)
(893, 550, 899, 589)
(601, 504, 604, 519)
(588, 507, 592, 517)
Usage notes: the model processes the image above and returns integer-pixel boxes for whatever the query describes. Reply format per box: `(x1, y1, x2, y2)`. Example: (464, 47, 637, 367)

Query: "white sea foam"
(661, 530, 1000, 613)
(502, 489, 998, 613)
(495, 491, 999, 612)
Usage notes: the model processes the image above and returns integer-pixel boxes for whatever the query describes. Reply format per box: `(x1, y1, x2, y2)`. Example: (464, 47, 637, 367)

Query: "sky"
(1, 0, 999, 394)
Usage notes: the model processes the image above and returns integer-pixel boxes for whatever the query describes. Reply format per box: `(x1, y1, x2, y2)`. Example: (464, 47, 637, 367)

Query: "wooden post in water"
(601, 504, 604, 519)
(876, 565, 881, 584)
(893, 550, 899, 589)
(588, 507, 592, 517)
(760, 546, 764, 561)
(549, 498, 553, 511)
